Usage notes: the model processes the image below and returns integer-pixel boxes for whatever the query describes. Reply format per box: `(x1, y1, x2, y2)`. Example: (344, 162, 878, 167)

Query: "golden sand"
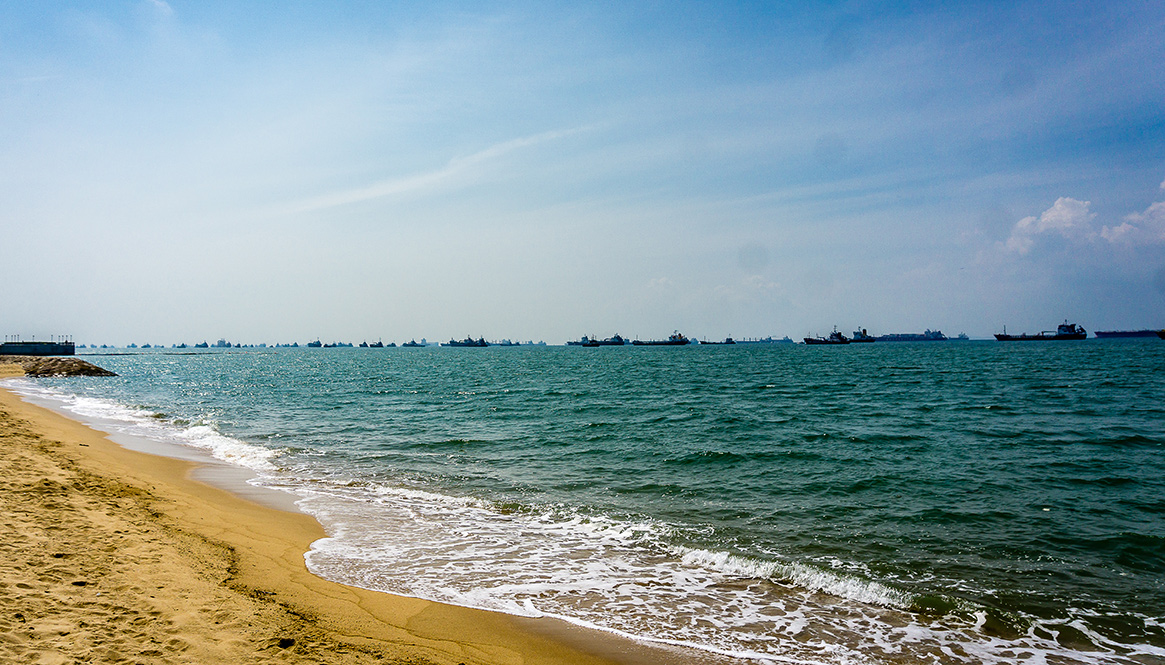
(0, 363, 690, 664)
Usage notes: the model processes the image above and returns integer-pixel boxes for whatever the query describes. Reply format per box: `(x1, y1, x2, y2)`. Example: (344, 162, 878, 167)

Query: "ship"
(442, 336, 489, 347)
(699, 337, 736, 345)
(1159, 330, 1165, 340)
(734, 336, 795, 344)
(804, 328, 850, 345)
(876, 330, 947, 342)
(994, 321, 1086, 341)
(632, 331, 691, 346)
(1093, 330, 1161, 338)
(401, 340, 425, 347)
(851, 328, 875, 343)
(569, 334, 628, 347)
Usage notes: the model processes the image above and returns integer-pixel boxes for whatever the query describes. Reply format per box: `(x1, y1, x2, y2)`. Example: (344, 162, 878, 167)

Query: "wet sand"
(0, 364, 695, 665)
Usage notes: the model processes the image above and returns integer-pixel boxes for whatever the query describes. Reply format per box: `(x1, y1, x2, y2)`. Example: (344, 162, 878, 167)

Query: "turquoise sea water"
(7, 341, 1164, 664)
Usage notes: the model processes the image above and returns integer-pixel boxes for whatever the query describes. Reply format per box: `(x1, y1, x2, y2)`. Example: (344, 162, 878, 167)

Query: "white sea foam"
(292, 477, 1163, 665)
(2, 378, 278, 472)
(674, 547, 914, 608)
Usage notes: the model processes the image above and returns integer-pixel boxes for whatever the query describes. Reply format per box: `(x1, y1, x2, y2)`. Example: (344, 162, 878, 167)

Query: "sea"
(4, 340, 1163, 665)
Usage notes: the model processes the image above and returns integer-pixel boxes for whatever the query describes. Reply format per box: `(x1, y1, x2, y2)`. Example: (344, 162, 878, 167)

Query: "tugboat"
(804, 327, 850, 345)
(995, 321, 1087, 341)
(851, 328, 875, 343)
(632, 331, 691, 346)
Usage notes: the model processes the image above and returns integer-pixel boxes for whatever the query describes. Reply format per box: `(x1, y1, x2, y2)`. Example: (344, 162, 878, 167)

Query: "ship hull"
(994, 333, 1087, 341)
(1094, 330, 1160, 338)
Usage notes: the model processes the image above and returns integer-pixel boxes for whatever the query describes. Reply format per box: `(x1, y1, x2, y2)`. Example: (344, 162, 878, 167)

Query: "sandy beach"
(0, 363, 686, 665)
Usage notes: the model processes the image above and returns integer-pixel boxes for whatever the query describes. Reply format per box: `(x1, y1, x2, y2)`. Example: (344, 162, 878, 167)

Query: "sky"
(2, 0, 1163, 345)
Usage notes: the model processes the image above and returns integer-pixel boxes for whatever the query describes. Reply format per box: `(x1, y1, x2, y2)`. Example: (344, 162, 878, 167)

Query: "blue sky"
(2, 1, 1163, 344)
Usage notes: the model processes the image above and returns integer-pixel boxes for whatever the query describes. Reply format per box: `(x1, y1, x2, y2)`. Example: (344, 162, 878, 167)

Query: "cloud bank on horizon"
(1, 1, 1163, 344)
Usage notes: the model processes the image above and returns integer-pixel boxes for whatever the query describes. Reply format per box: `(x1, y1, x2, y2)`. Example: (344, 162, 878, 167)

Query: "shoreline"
(0, 367, 707, 665)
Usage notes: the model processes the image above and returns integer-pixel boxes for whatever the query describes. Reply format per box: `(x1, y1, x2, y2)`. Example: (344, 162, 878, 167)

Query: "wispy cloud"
(279, 126, 589, 216)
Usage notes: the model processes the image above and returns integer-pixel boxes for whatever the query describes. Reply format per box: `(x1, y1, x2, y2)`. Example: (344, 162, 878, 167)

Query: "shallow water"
(8, 340, 1165, 664)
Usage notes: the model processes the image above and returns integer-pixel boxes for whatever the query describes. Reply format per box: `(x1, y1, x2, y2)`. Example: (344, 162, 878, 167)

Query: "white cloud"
(1103, 201, 1165, 245)
(1004, 197, 1095, 254)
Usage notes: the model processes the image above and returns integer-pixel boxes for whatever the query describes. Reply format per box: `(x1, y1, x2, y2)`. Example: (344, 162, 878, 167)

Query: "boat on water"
(570, 334, 628, 347)
(1159, 330, 1165, 340)
(699, 337, 736, 345)
(442, 336, 489, 347)
(995, 321, 1087, 341)
(876, 330, 947, 342)
(851, 328, 875, 343)
(632, 331, 691, 346)
(734, 336, 795, 344)
(804, 328, 850, 345)
(306, 340, 322, 348)
(1094, 330, 1161, 338)
(401, 340, 424, 347)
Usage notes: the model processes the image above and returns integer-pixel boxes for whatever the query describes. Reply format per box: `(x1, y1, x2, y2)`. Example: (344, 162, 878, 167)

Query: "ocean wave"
(2, 378, 279, 472)
(674, 547, 915, 608)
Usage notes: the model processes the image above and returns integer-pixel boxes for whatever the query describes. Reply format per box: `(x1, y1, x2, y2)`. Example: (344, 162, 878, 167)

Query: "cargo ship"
(442, 337, 489, 347)
(851, 328, 875, 342)
(995, 321, 1086, 341)
(1093, 330, 1160, 338)
(569, 334, 628, 347)
(876, 330, 947, 342)
(632, 331, 691, 346)
(804, 328, 850, 345)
